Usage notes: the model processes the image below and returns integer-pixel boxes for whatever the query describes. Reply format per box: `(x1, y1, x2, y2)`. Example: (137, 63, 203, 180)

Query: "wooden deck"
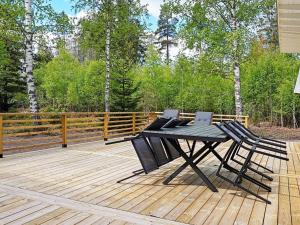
(0, 140, 299, 225)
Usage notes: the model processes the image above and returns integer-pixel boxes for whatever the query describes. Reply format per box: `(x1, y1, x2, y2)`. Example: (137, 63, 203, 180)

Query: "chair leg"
(236, 182, 271, 204)
(216, 170, 271, 204)
(132, 169, 144, 174)
(223, 164, 271, 192)
(231, 158, 273, 181)
(117, 170, 144, 183)
(236, 153, 274, 173)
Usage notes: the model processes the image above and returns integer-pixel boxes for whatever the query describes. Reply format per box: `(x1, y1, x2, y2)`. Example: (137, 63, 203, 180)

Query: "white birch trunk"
(104, 23, 111, 112)
(293, 101, 297, 129)
(233, 61, 243, 116)
(232, 11, 243, 116)
(25, 0, 39, 113)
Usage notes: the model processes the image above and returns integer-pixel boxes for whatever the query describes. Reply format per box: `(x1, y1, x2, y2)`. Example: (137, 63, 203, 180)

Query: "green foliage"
(155, 2, 178, 63)
(135, 46, 234, 113)
(0, 1, 26, 112)
(35, 50, 105, 111)
(242, 46, 300, 126)
(1, 0, 299, 128)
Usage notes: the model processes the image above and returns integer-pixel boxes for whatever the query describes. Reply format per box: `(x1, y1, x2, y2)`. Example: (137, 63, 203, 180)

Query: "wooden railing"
(0, 112, 249, 157)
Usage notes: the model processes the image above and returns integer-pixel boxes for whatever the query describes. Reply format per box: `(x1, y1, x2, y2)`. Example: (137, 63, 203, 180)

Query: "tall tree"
(24, 0, 39, 112)
(75, 0, 145, 111)
(155, 2, 178, 65)
(74, 0, 116, 112)
(104, 1, 112, 112)
(0, 2, 26, 112)
(176, 0, 261, 116)
(3, 0, 72, 112)
(206, 0, 262, 116)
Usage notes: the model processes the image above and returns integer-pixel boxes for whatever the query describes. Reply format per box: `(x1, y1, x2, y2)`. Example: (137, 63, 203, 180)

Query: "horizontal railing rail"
(0, 112, 249, 157)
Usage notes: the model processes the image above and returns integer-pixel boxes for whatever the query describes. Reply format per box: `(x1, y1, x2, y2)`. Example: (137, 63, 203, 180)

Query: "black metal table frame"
(142, 132, 226, 192)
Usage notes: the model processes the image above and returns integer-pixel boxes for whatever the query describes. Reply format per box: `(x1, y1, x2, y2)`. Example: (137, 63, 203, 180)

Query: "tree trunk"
(24, 0, 39, 113)
(166, 30, 169, 65)
(232, 10, 243, 116)
(233, 61, 243, 116)
(104, 23, 111, 112)
(280, 100, 283, 127)
(292, 101, 297, 129)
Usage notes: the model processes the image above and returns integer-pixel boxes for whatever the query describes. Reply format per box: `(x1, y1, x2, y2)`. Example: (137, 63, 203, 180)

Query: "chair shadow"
(118, 163, 275, 204)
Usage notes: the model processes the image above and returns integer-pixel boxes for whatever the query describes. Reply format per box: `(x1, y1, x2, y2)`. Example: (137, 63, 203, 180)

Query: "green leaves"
(241, 47, 300, 125)
(34, 50, 105, 111)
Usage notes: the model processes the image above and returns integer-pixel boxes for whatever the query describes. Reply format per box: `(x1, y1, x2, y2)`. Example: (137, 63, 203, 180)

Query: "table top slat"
(142, 125, 229, 142)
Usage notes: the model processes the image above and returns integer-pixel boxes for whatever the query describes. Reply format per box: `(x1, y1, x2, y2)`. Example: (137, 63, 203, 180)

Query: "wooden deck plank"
(217, 152, 266, 225)
(0, 140, 298, 225)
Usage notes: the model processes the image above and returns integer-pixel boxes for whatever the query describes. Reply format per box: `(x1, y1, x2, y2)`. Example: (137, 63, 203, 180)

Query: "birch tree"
(3, 0, 72, 112)
(24, 0, 39, 112)
(104, 1, 112, 112)
(172, 0, 262, 116)
(73, 0, 115, 112)
(205, 1, 262, 116)
(74, 0, 145, 112)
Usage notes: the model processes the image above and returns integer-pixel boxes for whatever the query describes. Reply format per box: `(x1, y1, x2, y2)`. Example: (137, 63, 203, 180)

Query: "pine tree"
(111, 75, 140, 112)
(155, 2, 178, 65)
(75, 0, 145, 111)
(0, 38, 26, 112)
(0, 1, 26, 112)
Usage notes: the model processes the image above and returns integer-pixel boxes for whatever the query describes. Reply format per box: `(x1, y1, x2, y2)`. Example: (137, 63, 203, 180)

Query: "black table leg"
(194, 142, 222, 164)
(163, 142, 212, 185)
(164, 140, 219, 192)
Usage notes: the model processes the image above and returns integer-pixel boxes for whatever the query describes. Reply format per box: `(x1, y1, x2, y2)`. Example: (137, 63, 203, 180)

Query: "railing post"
(245, 116, 249, 128)
(132, 112, 136, 135)
(148, 112, 157, 123)
(0, 115, 3, 158)
(103, 112, 109, 141)
(61, 114, 67, 148)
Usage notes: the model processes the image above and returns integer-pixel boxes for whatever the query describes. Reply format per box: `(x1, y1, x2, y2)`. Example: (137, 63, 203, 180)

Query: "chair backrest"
(145, 117, 171, 131)
(216, 123, 241, 143)
(148, 137, 170, 166)
(163, 119, 181, 128)
(162, 109, 180, 119)
(234, 120, 257, 137)
(162, 139, 181, 160)
(131, 137, 159, 174)
(144, 117, 172, 166)
(177, 119, 192, 126)
(226, 122, 248, 139)
(194, 111, 213, 126)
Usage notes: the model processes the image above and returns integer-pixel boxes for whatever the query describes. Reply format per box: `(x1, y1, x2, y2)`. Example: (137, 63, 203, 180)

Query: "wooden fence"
(0, 112, 249, 157)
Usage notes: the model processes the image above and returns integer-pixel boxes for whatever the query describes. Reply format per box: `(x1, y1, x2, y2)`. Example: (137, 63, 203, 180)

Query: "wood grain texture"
(0, 139, 297, 225)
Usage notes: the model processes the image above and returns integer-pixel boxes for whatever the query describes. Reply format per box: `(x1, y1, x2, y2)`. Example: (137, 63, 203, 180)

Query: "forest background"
(1, 0, 299, 128)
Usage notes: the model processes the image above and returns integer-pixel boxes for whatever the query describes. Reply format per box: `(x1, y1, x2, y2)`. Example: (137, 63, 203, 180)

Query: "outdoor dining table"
(142, 125, 230, 192)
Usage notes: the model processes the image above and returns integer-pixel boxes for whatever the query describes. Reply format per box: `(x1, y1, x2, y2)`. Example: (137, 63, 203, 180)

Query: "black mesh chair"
(184, 111, 213, 154)
(221, 121, 288, 176)
(216, 123, 288, 204)
(147, 137, 170, 166)
(225, 121, 287, 155)
(232, 120, 286, 149)
(131, 137, 159, 173)
(161, 109, 180, 119)
(160, 109, 182, 160)
(117, 117, 174, 183)
(194, 111, 213, 126)
(177, 119, 192, 126)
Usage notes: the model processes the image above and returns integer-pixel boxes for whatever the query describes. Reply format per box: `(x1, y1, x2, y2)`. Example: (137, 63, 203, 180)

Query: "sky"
(50, 0, 163, 30)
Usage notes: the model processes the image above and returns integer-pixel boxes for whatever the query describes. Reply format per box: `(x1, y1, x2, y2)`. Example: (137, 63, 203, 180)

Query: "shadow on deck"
(0, 140, 299, 225)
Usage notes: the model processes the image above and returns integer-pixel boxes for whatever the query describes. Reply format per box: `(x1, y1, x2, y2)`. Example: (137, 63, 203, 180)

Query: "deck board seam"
(0, 183, 187, 225)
